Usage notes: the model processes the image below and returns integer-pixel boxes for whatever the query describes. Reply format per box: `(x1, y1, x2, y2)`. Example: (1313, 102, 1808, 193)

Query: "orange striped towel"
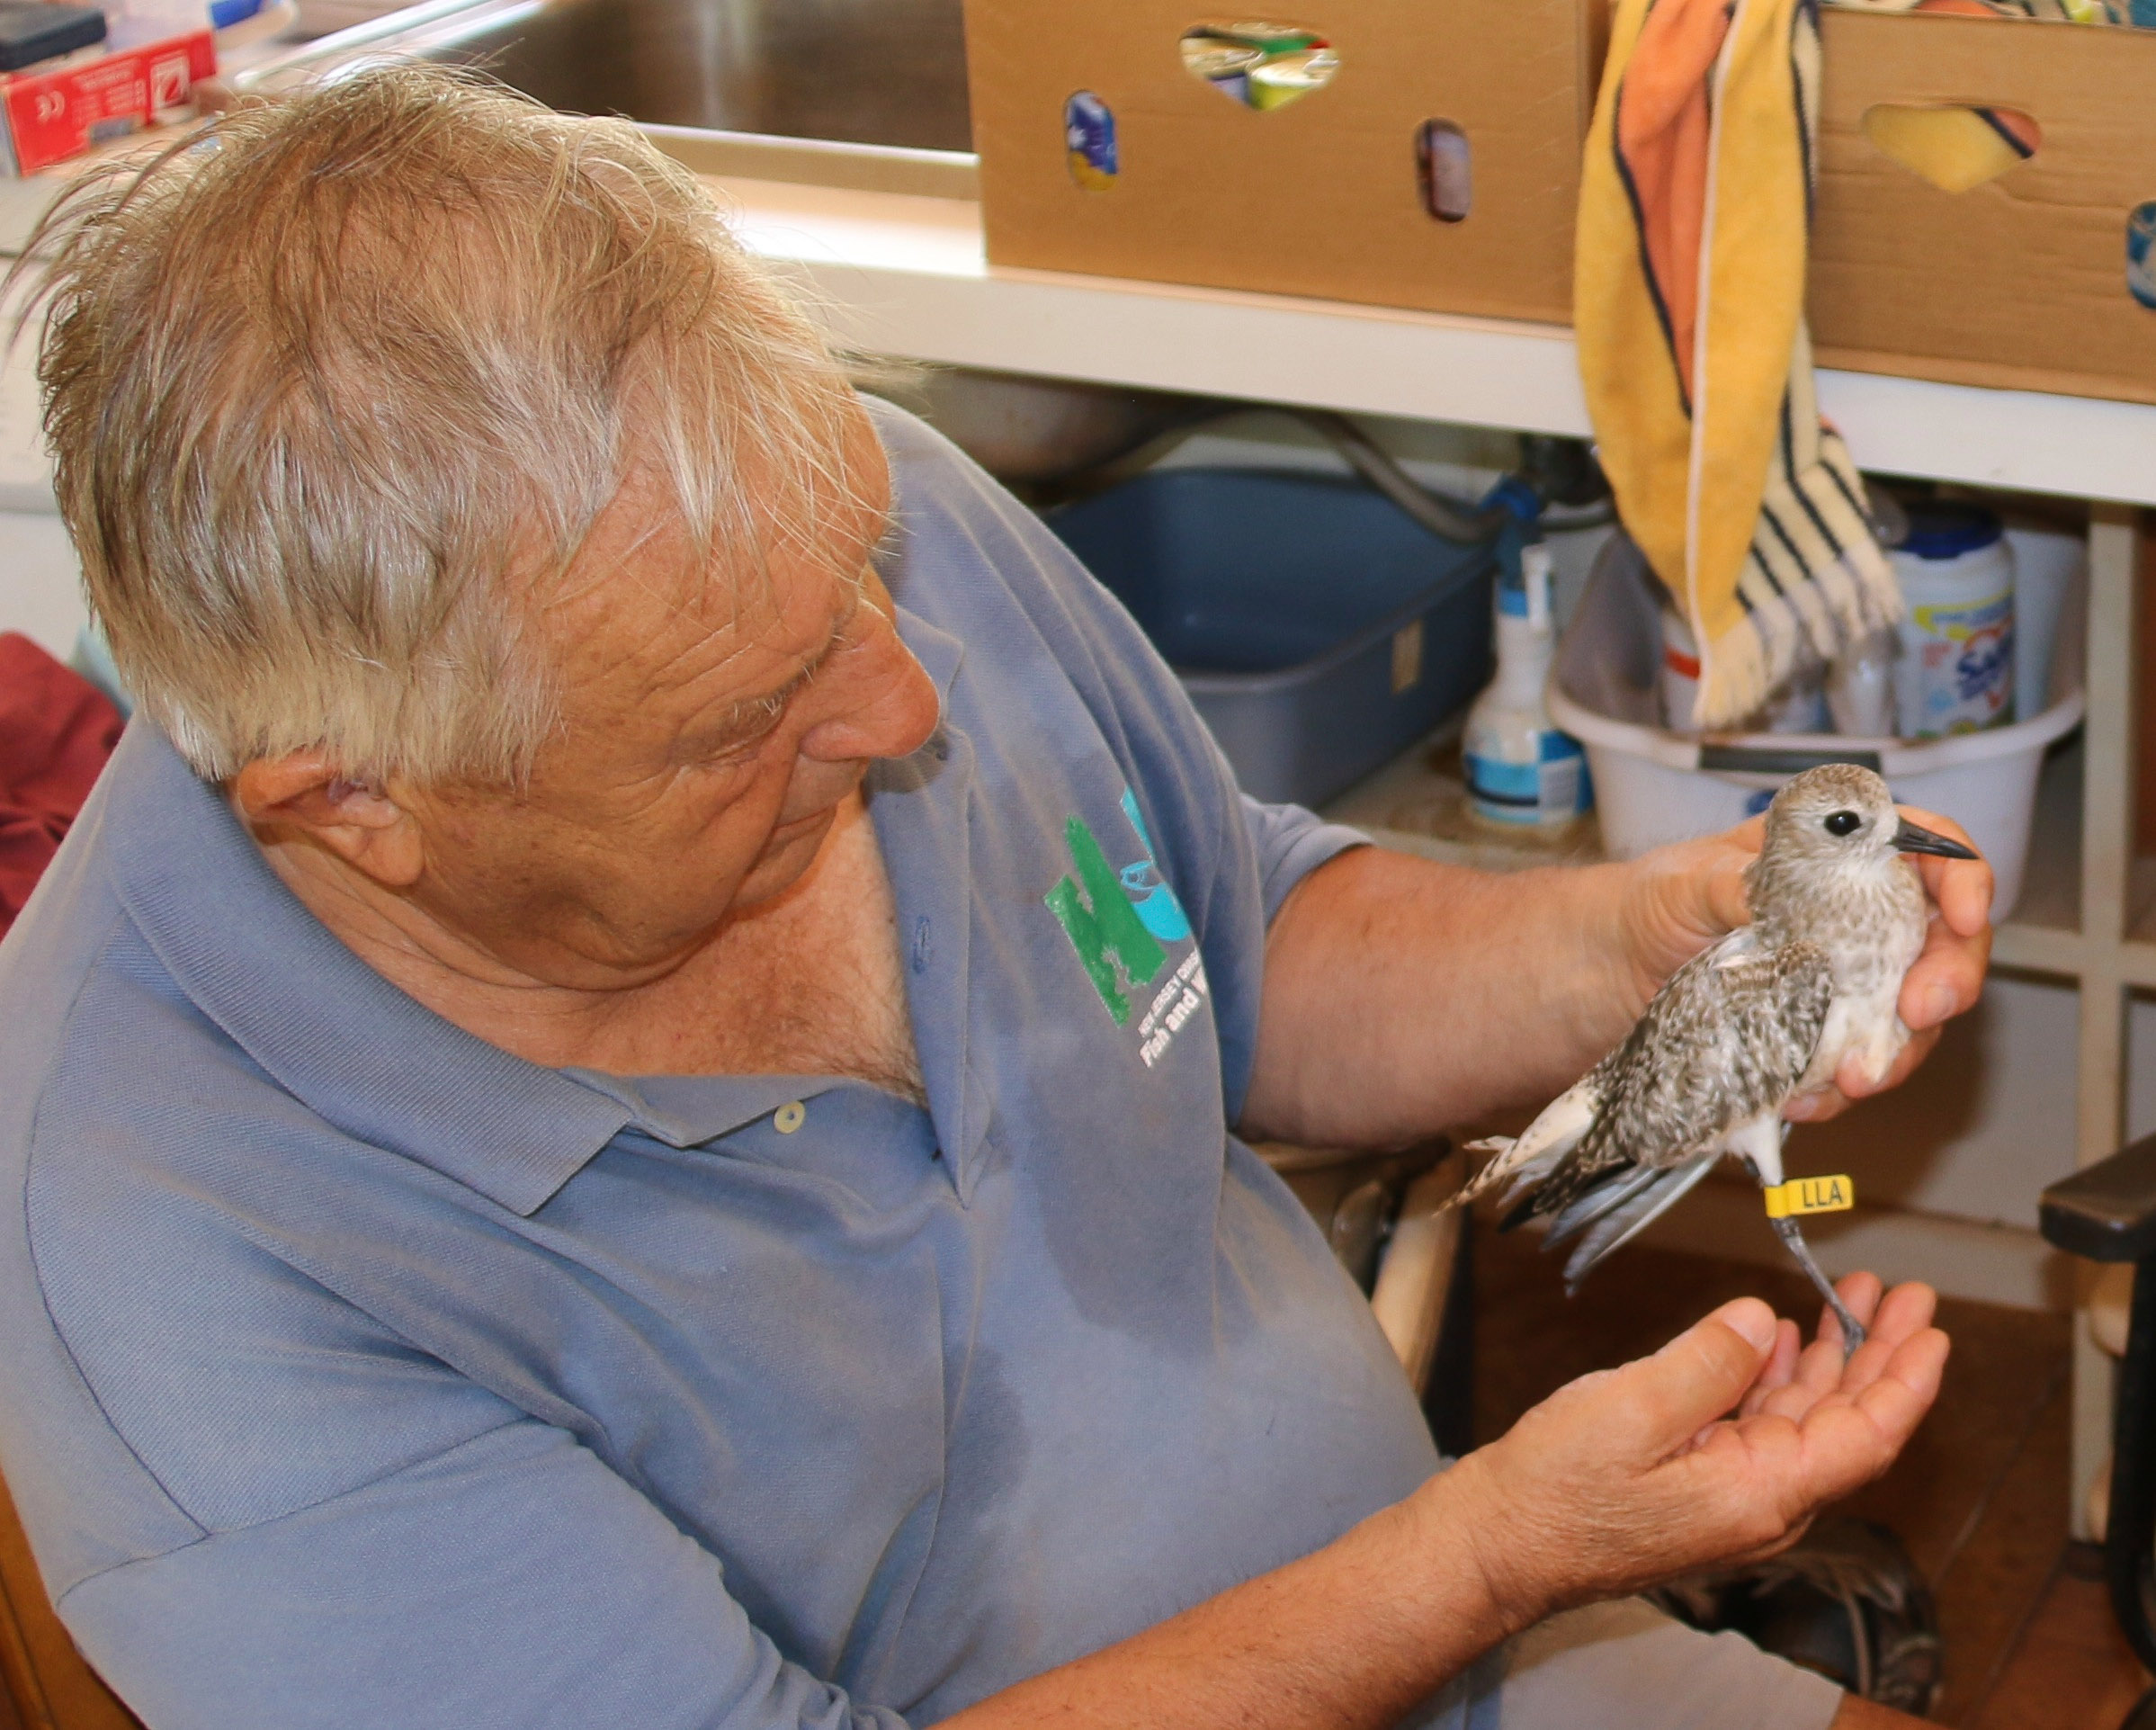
(1576, 0, 1900, 728)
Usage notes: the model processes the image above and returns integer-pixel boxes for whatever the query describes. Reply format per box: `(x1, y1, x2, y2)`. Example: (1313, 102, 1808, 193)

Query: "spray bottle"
(1463, 542, 1590, 829)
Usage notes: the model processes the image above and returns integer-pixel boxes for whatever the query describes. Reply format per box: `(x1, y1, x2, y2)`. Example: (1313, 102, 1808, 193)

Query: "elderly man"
(0, 67, 1980, 1730)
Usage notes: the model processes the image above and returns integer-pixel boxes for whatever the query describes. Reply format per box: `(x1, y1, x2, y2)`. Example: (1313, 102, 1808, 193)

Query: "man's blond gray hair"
(19, 63, 873, 784)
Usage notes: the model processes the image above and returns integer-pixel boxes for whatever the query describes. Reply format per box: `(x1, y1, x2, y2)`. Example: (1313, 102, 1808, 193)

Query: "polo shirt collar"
(872, 604, 993, 1197)
(564, 1071, 842, 1149)
(103, 605, 971, 1217)
(105, 722, 633, 1217)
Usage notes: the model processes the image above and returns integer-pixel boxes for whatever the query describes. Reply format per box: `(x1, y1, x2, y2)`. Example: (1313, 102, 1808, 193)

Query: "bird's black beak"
(1892, 815, 1980, 861)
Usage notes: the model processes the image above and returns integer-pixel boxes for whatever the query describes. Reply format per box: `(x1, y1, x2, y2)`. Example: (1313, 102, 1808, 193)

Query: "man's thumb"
(1621, 1299, 1777, 1457)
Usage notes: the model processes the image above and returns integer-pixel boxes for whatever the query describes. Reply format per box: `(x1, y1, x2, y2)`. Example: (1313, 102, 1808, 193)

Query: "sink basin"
(263, 0, 972, 153)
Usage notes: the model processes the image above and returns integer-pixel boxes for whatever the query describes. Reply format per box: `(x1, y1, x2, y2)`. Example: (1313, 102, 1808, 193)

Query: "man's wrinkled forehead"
(558, 399, 890, 617)
(538, 411, 889, 696)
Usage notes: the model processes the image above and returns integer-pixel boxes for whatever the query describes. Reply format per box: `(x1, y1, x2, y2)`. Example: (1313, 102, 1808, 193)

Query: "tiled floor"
(1965, 1554, 2147, 1730)
(1470, 1224, 2144, 1725)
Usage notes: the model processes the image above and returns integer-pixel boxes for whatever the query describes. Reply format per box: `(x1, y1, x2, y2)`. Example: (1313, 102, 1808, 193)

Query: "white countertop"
(4, 152, 2152, 513)
(711, 171, 2156, 510)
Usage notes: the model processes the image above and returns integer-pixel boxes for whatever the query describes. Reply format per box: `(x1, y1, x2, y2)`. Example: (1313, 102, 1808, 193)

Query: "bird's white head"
(1748, 763, 1977, 927)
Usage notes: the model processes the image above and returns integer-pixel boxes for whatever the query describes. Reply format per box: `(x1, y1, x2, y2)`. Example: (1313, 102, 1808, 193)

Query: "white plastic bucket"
(1546, 533, 2085, 918)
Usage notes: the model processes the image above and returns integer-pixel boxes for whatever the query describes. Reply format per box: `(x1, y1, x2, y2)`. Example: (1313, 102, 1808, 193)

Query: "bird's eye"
(1824, 810, 1862, 837)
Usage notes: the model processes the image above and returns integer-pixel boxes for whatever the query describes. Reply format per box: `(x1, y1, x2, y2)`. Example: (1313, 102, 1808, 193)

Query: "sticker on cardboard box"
(2129, 202, 2156, 309)
(1064, 90, 1116, 190)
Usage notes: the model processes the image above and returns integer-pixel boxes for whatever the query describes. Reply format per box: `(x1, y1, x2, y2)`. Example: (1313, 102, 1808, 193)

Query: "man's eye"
(694, 726, 776, 766)
(692, 687, 797, 764)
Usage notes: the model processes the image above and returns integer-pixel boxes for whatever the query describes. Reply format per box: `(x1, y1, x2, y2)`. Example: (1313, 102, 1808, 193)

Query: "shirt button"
(774, 1101, 807, 1134)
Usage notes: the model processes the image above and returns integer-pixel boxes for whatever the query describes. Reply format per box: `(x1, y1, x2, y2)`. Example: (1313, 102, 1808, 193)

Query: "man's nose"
(797, 611, 941, 766)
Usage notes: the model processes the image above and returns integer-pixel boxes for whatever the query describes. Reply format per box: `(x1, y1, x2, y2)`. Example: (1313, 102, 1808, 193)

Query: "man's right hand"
(1428, 1274, 1950, 1633)
(942, 1276, 1946, 1730)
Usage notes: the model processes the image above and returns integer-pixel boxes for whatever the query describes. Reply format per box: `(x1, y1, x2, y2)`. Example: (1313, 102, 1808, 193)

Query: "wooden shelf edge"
(1993, 921, 2087, 980)
(2115, 940, 2156, 991)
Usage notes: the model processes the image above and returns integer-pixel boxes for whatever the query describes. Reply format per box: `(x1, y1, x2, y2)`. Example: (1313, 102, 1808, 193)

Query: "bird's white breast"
(1791, 857, 1928, 1092)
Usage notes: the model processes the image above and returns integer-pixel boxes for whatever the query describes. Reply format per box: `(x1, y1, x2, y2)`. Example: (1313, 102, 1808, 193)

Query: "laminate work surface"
(1470, 1227, 2140, 1725)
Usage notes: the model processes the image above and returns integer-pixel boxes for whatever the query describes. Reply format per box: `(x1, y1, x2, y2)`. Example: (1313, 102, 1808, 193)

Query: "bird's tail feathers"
(1450, 1136, 1516, 1210)
(1448, 1081, 1599, 1213)
(1555, 1156, 1721, 1293)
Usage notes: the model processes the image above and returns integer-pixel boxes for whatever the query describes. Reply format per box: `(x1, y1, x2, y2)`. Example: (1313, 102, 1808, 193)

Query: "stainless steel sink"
(255, 0, 971, 154)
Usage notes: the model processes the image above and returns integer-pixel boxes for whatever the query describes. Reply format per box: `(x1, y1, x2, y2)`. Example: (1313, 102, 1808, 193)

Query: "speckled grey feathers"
(1518, 933, 1833, 1241)
(1450, 765, 1960, 1314)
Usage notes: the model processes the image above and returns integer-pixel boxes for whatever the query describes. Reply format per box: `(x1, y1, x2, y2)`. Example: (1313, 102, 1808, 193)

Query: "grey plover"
(1450, 764, 1977, 1352)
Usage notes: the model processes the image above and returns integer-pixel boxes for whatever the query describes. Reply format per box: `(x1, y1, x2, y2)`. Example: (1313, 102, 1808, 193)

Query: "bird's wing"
(1451, 929, 1761, 1214)
(1549, 1153, 1722, 1293)
(1515, 936, 1836, 1232)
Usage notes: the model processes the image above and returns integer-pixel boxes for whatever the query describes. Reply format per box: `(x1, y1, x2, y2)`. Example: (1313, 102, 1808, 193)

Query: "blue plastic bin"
(1046, 468, 1497, 807)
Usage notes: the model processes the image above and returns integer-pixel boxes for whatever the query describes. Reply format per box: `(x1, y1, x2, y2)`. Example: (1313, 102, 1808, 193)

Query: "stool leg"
(2107, 1256, 2156, 1676)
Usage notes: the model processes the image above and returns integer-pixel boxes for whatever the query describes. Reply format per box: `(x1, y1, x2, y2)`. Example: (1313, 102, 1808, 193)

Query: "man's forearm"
(1239, 845, 1665, 1147)
(937, 1468, 1515, 1730)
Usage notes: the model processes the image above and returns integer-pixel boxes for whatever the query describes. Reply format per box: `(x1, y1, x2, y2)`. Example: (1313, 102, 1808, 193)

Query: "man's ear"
(229, 752, 425, 888)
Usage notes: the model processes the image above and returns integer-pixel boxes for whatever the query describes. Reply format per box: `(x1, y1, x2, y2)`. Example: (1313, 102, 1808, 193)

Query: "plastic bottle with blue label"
(1891, 501, 2015, 738)
(1464, 542, 1591, 829)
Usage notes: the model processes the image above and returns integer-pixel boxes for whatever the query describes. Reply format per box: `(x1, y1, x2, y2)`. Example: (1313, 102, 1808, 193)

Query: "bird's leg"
(1771, 1215, 1866, 1359)
(1734, 1116, 1865, 1358)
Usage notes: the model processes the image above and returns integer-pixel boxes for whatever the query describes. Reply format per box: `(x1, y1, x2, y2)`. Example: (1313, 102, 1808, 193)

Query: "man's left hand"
(1615, 805, 1993, 1123)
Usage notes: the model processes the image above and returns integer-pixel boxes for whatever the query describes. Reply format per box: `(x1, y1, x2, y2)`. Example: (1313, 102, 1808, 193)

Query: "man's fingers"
(1896, 805, 1992, 1036)
(1851, 1326, 1951, 1435)
(1831, 1270, 1886, 1336)
(1860, 1280, 1939, 1358)
(1624, 1300, 1778, 1459)
(1788, 1273, 1881, 1388)
(1937, 861, 1997, 937)
(1709, 1321, 1949, 1522)
(1782, 1084, 1847, 1124)
(1899, 804, 1993, 935)
(1753, 1279, 1936, 1422)
(1739, 1319, 1803, 1418)
(1794, 1326, 1952, 1501)
(1695, 819, 1764, 935)
(1491, 1288, 1945, 1603)
(1831, 1023, 1940, 1101)
(1900, 926, 1988, 1035)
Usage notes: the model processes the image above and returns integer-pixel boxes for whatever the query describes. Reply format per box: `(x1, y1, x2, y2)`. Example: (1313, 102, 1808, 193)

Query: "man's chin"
(732, 807, 843, 908)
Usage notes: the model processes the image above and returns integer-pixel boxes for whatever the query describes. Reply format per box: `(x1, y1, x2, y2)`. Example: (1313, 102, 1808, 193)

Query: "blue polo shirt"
(0, 401, 1836, 1730)
(0, 398, 1448, 1727)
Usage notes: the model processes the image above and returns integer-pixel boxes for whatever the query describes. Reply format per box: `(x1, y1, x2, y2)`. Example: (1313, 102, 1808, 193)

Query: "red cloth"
(0, 632, 122, 938)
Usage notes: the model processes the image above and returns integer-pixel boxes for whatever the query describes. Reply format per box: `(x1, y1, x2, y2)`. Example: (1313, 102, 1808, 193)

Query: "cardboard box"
(1812, 9, 2156, 406)
(0, 30, 215, 175)
(965, 0, 1608, 327)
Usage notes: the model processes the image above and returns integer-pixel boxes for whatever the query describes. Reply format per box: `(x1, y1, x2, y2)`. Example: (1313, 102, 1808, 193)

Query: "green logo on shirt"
(1044, 814, 1166, 1026)
(1043, 789, 1199, 1046)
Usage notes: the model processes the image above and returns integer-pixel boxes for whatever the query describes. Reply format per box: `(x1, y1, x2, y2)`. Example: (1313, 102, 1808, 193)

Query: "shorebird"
(1450, 764, 1977, 1351)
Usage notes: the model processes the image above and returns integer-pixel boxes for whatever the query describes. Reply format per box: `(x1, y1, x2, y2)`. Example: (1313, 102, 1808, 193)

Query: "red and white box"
(0, 30, 215, 175)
